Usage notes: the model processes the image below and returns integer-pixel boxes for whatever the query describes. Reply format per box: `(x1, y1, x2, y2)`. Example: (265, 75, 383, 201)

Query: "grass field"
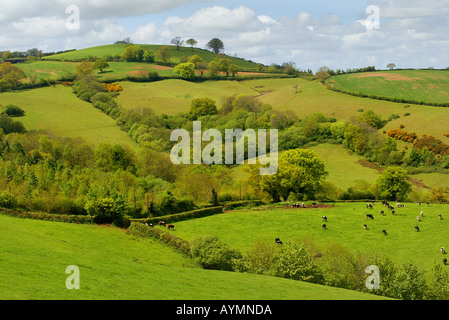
(43, 44, 260, 70)
(0, 213, 386, 300)
(0, 86, 136, 148)
(329, 70, 449, 104)
(170, 202, 449, 274)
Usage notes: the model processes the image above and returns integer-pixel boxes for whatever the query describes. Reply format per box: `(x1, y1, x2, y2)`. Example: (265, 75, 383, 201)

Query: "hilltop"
(43, 43, 262, 70)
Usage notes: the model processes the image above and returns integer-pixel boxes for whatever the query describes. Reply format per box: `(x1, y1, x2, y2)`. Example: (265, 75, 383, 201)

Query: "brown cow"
(167, 224, 175, 230)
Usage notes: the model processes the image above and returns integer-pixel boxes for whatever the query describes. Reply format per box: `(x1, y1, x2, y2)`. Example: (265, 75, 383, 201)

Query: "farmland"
(0, 213, 385, 300)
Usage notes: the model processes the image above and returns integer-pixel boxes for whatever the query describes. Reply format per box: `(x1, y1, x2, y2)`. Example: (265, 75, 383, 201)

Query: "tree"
(2, 104, 25, 117)
(315, 66, 332, 83)
(387, 63, 396, 70)
(252, 149, 328, 202)
(0, 62, 26, 89)
(188, 98, 218, 120)
(374, 167, 412, 201)
(142, 50, 155, 63)
(206, 38, 224, 54)
(155, 46, 171, 65)
(207, 60, 220, 78)
(228, 64, 239, 77)
(186, 38, 198, 50)
(187, 55, 203, 65)
(75, 61, 94, 78)
(122, 45, 144, 62)
(217, 58, 232, 76)
(357, 109, 385, 129)
(174, 62, 195, 80)
(196, 61, 208, 78)
(93, 59, 110, 73)
(171, 37, 184, 51)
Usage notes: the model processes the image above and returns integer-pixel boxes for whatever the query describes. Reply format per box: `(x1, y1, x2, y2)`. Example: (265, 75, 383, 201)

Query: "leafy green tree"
(207, 60, 220, 78)
(0, 62, 26, 89)
(170, 37, 184, 51)
(93, 59, 110, 73)
(270, 242, 324, 283)
(357, 109, 385, 129)
(2, 104, 25, 117)
(188, 98, 218, 120)
(186, 38, 198, 50)
(155, 46, 171, 65)
(75, 61, 94, 78)
(374, 166, 412, 201)
(122, 44, 144, 62)
(174, 62, 195, 80)
(187, 55, 203, 65)
(217, 58, 232, 76)
(228, 64, 239, 77)
(258, 149, 328, 202)
(142, 50, 155, 63)
(206, 38, 224, 54)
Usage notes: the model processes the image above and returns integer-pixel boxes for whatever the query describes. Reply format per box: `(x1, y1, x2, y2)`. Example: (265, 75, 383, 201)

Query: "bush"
(2, 104, 25, 117)
(190, 235, 242, 271)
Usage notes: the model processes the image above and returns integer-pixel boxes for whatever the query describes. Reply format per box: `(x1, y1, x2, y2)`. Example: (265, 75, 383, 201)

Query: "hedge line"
(127, 222, 190, 255)
(222, 200, 266, 211)
(0, 207, 94, 224)
(328, 86, 449, 107)
(130, 206, 223, 225)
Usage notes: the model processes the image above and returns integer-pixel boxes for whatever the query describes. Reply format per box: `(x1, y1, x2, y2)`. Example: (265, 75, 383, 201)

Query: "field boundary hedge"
(130, 206, 223, 225)
(0, 207, 94, 224)
(127, 222, 190, 255)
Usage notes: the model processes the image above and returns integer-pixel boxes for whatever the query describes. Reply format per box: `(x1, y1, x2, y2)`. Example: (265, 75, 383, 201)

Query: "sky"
(1, 0, 448, 71)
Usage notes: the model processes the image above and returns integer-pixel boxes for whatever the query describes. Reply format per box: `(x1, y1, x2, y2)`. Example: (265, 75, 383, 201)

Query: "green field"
(44, 44, 260, 70)
(0, 86, 136, 148)
(0, 213, 385, 300)
(329, 70, 449, 105)
(171, 202, 449, 273)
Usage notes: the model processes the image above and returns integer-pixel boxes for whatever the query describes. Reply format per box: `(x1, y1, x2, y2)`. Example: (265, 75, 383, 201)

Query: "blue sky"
(1, 0, 448, 71)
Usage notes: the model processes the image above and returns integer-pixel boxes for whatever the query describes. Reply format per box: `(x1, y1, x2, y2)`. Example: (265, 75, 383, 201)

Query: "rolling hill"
(43, 44, 261, 70)
(0, 213, 386, 300)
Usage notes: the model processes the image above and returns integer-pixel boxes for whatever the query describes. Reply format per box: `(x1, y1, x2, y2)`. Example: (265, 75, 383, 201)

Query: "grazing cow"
(363, 224, 368, 230)
(441, 247, 446, 254)
(382, 229, 388, 235)
(439, 214, 443, 220)
(420, 211, 424, 217)
(167, 224, 175, 230)
(417, 216, 421, 222)
(314, 253, 323, 259)
(415, 226, 420, 232)
(322, 216, 327, 222)
(366, 214, 374, 220)
(380, 210, 385, 215)
(366, 203, 373, 209)
(391, 210, 395, 215)
(418, 201, 421, 205)
(444, 258, 447, 265)
(158, 221, 166, 227)
(275, 238, 283, 245)
(322, 224, 327, 230)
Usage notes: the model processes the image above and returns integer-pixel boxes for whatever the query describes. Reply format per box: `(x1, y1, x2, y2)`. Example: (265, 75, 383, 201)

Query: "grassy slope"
(171, 202, 449, 273)
(0, 213, 385, 300)
(329, 70, 449, 104)
(43, 44, 259, 69)
(0, 86, 136, 148)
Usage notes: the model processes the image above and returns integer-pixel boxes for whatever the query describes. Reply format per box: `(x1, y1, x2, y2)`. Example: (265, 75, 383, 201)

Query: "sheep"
(417, 216, 421, 222)
(420, 211, 424, 217)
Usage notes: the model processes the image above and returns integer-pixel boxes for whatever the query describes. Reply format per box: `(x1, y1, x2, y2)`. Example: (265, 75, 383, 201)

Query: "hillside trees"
(156, 46, 171, 65)
(122, 44, 144, 62)
(93, 59, 110, 73)
(0, 62, 26, 90)
(171, 37, 184, 51)
(186, 38, 198, 50)
(374, 167, 412, 201)
(207, 38, 224, 54)
(188, 98, 218, 120)
(174, 62, 195, 80)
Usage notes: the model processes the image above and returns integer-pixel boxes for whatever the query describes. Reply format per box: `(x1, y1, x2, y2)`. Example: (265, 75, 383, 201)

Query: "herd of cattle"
(146, 200, 448, 266)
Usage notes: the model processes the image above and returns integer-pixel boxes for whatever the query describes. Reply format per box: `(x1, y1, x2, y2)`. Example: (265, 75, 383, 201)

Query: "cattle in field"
(167, 224, 175, 230)
(366, 214, 374, 220)
(366, 203, 373, 209)
(382, 229, 388, 235)
(441, 247, 446, 254)
(322, 216, 327, 222)
(444, 258, 447, 265)
(417, 216, 421, 222)
(158, 221, 166, 227)
(275, 238, 283, 245)
(439, 214, 443, 220)
(322, 224, 327, 230)
(415, 226, 420, 232)
(363, 224, 368, 230)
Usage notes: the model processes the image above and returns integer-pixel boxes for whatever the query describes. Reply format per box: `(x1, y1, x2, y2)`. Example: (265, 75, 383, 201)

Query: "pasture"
(0, 213, 384, 300)
(43, 44, 260, 70)
(329, 70, 449, 105)
(169, 202, 449, 274)
(0, 86, 137, 148)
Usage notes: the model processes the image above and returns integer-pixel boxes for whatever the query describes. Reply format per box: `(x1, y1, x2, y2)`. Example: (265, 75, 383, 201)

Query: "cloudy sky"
(1, 0, 448, 71)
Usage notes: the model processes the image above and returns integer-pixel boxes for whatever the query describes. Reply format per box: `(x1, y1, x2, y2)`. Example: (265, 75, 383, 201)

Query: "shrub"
(269, 242, 324, 284)
(190, 235, 242, 271)
(2, 104, 25, 117)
